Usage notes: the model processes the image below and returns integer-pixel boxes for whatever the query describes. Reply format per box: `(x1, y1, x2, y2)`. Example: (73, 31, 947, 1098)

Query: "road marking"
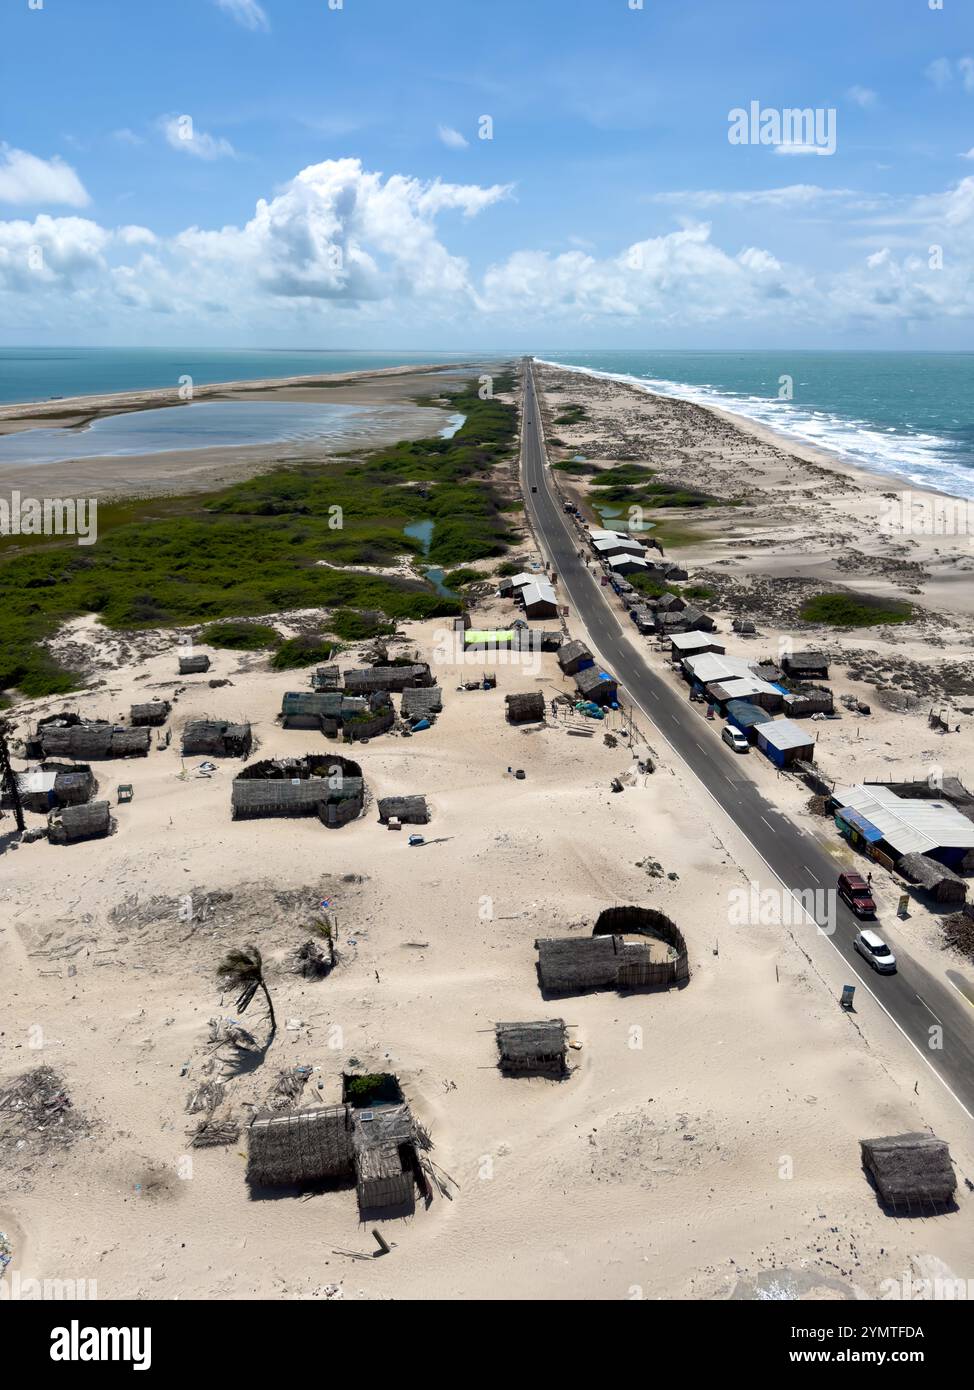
(760, 815, 776, 831)
(916, 994, 943, 1026)
(805, 866, 821, 884)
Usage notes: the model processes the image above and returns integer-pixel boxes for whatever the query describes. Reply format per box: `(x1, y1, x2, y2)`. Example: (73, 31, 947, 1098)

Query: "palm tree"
(217, 944, 276, 1037)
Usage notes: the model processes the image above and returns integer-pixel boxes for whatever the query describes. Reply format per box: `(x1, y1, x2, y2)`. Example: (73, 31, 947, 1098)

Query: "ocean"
(537, 351, 974, 500)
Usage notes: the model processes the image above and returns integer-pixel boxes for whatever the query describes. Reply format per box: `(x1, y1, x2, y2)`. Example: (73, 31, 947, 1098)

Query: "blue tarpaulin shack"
(725, 699, 773, 741)
(835, 807, 884, 844)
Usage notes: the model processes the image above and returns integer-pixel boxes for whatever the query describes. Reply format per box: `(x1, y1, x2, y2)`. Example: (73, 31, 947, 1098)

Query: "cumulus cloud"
(160, 115, 236, 161)
(214, 0, 269, 31)
(438, 125, 469, 150)
(0, 146, 90, 207)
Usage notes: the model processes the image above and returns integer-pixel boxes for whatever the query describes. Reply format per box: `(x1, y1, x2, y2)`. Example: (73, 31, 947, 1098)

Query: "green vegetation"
(554, 404, 588, 425)
(270, 636, 338, 671)
(329, 609, 395, 642)
(683, 584, 716, 602)
(495, 560, 523, 577)
(801, 592, 914, 628)
(344, 1073, 401, 1107)
(630, 574, 681, 600)
(588, 464, 655, 486)
(552, 458, 599, 475)
(443, 567, 482, 588)
(0, 381, 518, 697)
(201, 620, 281, 650)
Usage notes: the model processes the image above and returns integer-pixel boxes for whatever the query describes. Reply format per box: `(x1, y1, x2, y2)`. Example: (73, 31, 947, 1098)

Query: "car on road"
(721, 725, 749, 753)
(531, 485, 538, 492)
(837, 871, 876, 918)
(853, 928, 897, 974)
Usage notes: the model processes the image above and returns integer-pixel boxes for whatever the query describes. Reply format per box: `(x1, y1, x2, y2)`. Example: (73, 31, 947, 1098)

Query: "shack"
(48, 800, 112, 845)
(311, 664, 342, 692)
(231, 755, 364, 827)
(130, 701, 171, 727)
(574, 666, 617, 705)
(754, 718, 815, 767)
(535, 935, 655, 994)
(860, 1132, 957, 1209)
(607, 554, 652, 579)
(832, 784, 974, 870)
(246, 1105, 355, 1189)
(708, 676, 783, 712)
(377, 795, 429, 825)
(494, 1020, 569, 1077)
(401, 686, 443, 720)
(724, 699, 774, 741)
(505, 691, 545, 724)
(178, 653, 210, 675)
(520, 580, 558, 620)
(781, 684, 834, 717)
(182, 720, 253, 758)
(669, 631, 724, 661)
(897, 853, 967, 903)
(344, 663, 433, 694)
(557, 640, 594, 676)
(13, 762, 96, 813)
(35, 717, 151, 761)
(781, 651, 830, 681)
(591, 535, 645, 560)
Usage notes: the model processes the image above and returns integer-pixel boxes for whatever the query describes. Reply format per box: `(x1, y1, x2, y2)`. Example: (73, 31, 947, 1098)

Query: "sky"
(1, 0, 973, 349)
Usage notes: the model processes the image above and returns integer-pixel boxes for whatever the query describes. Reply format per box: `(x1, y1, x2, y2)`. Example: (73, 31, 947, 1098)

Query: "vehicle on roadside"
(531, 485, 538, 492)
(853, 928, 896, 974)
(721, 725, 749, 753)
(837, 871, 876, 918)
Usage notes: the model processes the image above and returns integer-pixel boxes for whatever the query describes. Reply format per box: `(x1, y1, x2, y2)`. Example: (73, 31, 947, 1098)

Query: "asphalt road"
(520, 359, 974, 1121)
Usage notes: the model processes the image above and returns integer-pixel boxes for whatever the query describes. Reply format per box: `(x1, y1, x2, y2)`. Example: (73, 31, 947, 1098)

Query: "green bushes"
(801, 593, 913, 627)
(270, 637, 337, 671)
(201, 620, 281, 650)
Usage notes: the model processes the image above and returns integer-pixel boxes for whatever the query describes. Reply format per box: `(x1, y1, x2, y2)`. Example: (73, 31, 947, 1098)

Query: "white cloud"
(846, 85, 877, 109)
(116, 225, 157, 246)
(112, 128, 144, 147)
(214, 0, 269, 31)
(925, 56, 974, 91)
(961, 57, 974, 92)
(437, 125, 469, 150)
(160, 115, 236, 161)
(0, 145, 90, 207)
(650, 185, 857, 209)
(773, 142, 834, 157)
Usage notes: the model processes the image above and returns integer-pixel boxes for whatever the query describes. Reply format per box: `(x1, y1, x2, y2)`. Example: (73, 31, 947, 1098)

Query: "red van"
(837, 871, 876, 918)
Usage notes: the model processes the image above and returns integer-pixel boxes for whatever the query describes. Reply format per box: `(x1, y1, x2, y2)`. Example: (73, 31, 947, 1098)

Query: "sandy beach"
(0, 362, 971, 1303)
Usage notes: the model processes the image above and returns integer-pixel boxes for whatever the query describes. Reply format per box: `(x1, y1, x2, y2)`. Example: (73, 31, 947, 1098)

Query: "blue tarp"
(836, 808, 883, 843)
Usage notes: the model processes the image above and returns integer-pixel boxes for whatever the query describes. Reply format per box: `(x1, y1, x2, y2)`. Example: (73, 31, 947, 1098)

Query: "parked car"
(854, 928, 897, 974)
(837, 871, 876, 918)
(721, 725, 749, 753)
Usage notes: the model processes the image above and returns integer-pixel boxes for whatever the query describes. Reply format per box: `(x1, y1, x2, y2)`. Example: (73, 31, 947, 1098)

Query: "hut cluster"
(31, 715, 151, 761)
(245, 1076, 428, 1213)
(830, 782, 974, 898)
(286, 660, 441, 740)
(231, 754, 365, 828)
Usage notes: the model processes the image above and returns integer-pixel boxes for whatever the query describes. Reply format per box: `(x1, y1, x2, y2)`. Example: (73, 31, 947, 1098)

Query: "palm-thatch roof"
(231, 755, 364, 821)
(130, 701, 171, 727)
(495, 1020, 568, 1076)
(178, 653, 211, 674)
(344, 663, 432, 694)
(575, 666, 617, 703)
(897, 853, 967, 902)
(12, 762, 96, 813)
(47, 800, 112, 845)
(377, 795, 429, 825)
(181, 720, 252, 757)
(860, 1132, 957, 1207)
(311, 664, 342, 692)
(557, 640, 593, 675)
(401, 686, 443, 719)
(36, 720, 150, 760)
(505, 691, 545, 723)
(535, 935, 649, 992)
(246, 1105, 355, 1188)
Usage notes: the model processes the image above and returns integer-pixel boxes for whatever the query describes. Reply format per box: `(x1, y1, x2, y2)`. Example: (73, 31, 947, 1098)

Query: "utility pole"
(0, 719, 25, 834)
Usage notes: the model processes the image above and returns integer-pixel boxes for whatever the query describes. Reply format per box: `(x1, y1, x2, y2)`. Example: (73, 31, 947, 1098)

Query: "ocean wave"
(537, 357, 974, 501)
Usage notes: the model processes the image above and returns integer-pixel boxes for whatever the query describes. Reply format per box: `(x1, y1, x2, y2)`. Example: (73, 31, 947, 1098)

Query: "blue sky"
(1, 0, 973, 348)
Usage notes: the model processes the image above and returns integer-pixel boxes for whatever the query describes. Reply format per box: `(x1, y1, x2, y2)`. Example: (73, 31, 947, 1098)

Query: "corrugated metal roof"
(592, 537, 645, 554)
(521, 581, 557, 608)
(607, 554, 651, 572)
(833, 784, 974, 854)
(670, 632, 721, 652)
(836, 808, 884, 843)
(756, 719, 814, 752)
(683, 653, 756, 684)
(712, 676, 780, 699)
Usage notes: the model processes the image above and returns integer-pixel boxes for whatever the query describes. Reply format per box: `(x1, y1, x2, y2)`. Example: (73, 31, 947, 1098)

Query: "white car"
(854, 929, 897, 974)
(721, 725, 749, 753)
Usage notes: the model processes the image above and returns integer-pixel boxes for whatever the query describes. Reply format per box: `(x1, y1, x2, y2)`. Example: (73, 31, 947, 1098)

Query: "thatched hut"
(246, 1105, 355, 1189)
(344, 663, 433, 694)
(401, 686, 443, 720)
(13, 762, 96, 813)
(351, 1103, 418, 1211)
(111, 728, 154, 757)
(535, 936, 649, 993)
(594, 905, 690, 986)
(557, 640, 593, 676)
(48, 800, 112, 845)
(181, 720, 253, 758)
(311, 664, 342, 692)
(36, 717, 150, 760)
(495, 1020, 568, 1077)
(505, 691, 545, 724)
(782, 651, 830, 681)
(575, 666, 617, 705)
(898, 854, 968, 903)
(377, 795, 429, 825)
(231, 754, 364, 827)
(281, 691, 367, 732)
(178, 653, 210, 675)
(860, 1132, 957, 1208)
(130, 700, 171, 727)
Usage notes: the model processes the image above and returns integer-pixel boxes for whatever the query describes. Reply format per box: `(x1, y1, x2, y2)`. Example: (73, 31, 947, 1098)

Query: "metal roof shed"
(755, 718, 815, 767)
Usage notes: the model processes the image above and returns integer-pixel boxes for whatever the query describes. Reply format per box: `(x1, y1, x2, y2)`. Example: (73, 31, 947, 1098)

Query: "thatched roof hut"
(130, 701, 171, 727)
(505, 691, 545, 724)
(351, 1103, 418, 1211)
(246, 1105, 355, 1189)
(232, 754, 364, 825)
(181, 720, 252, 758)
(898, 853, 968, 903)
(535, 935, 654, 994)
(782, 651, 830, 680)
(281, 691, 368, 731)
(495, 1020, 568, 1076)
(344, 663, 433, 694)
(13, 762, 96, 813)
(377, 795, 429, 825)
(860, 1132, 957, 1208)
(48, 800, 112, 845)
(557, 640, 593, 676)
(575, 666, 617, 705)
(401, 686, 443, 719)
(37, 719, 150, 760)
(178, 653, 211, 674)
(311, 664, 342, 692)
